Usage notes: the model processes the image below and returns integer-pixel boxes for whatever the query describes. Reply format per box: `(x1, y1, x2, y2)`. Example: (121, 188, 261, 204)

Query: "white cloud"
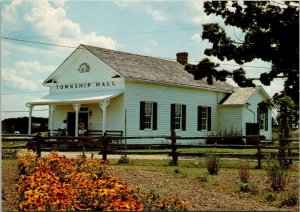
(144, 47, 151, 53)
(191, 33, 202, 42)
(113, 0, 128, 8)
(2, 68, 40, 91)
(57, 33, 117, 50)
(2, 0, 24, 30)
(24, 0, 81, 37)
(14, 61, 55, 77)
(113, 1, 167, 22)
(1, 60, 55, 92)
(3, 0, 118, 50)
(145, 5, 167, 22)
(187, 0, 222, 25)
(52, 0, 65, 7)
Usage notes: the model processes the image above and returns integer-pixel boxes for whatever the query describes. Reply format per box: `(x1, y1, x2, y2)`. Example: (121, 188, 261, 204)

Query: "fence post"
(102, 134, 111, 162)
(256, 136, 261, 169)
(278, 138, 289, 168)
(171, 130, 178, 166)
(35, 134, 42, 158)
(288, 144, 292, 165)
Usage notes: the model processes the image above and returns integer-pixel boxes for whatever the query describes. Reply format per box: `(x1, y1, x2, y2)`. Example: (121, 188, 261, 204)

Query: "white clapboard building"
(27, 44, 272, 143)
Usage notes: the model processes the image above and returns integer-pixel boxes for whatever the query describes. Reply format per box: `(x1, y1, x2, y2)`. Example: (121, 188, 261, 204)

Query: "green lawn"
(1, 141, 27, 148)
(109, 158, 299, 176)
(123, 147, 285, 154)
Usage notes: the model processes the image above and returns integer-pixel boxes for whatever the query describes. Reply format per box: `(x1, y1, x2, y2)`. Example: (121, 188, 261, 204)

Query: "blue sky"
(1, 0, 283, 120)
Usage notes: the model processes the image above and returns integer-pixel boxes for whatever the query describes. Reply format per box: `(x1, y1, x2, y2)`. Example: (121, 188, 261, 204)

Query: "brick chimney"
(176, 52, 188, 65)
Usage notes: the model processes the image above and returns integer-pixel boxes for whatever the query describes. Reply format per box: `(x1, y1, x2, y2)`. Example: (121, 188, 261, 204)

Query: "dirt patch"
(110, 166, 299, 211)
(2, 160, 19, 211)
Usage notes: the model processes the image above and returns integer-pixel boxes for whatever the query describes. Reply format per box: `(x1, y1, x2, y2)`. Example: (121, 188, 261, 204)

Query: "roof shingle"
(82, 45, 234, 92)
(221, 87, 261, 105)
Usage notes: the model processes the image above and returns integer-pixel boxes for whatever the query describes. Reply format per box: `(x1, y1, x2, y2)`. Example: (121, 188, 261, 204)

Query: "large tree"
(185, 1, 299, 107)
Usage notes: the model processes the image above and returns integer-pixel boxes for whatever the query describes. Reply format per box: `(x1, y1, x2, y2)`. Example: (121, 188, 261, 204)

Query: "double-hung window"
(171, 104, 186, 131)
(198, 106, 211, 131)
(201, 107, 208, 130)
(140, 101, 157, 130)
(144, 102, 153, 129)
(257, 109, 268, 131)
(174, 104, 182, 129)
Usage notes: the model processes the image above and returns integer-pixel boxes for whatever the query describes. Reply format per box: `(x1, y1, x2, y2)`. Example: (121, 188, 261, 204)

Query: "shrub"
(238, 162, 250, 183)
(118, 155, 130, 164)
(266, 158, 287, 191)
(205, 152, 221, 175)
(16, 151, 188, 211)
(139, 189, 188, 211)
(239, 182, 258, 195)
(174, 168, 180, 174)
(280, 190, 299, 207)
(265, 192, 276, 202)
(2, 149, 18, 159)
(197, 173, 210, 182)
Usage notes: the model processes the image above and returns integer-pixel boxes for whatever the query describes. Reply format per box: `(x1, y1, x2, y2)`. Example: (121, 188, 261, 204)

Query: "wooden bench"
(88, 130, 123, 144)
(47, 130, 123, 143)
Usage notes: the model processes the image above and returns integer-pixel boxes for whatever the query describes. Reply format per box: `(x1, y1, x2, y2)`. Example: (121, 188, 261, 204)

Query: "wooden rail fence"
(2, 131, 299, 169)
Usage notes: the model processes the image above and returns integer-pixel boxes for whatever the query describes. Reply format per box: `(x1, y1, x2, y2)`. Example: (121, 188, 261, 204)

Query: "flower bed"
(16, 151, 187, 211)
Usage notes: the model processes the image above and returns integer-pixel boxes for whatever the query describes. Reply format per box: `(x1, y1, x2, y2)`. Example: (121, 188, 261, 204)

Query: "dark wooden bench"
(88, 130, 123, 144)
(47, 130, 59, 136)
(47, 130, 123, 143)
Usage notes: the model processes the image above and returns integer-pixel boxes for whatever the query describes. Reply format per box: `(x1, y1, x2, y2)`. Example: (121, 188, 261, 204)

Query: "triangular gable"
(43, 45, 123, 87)
(220, 86, 271, 106)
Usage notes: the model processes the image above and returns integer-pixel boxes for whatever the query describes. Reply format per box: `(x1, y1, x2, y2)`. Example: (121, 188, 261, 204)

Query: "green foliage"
(117, 155, 130, 164)
(149, 189, 160, 201)
(265, 192, 276, 202)
(266, 158, 287, 191)
(186, 1, 299, 108)
(138, 188, 188, 211)
(197, 173, 210, 182)
(274, 96, 297, 132)
(205, 152, 221, 175)
(239, 182, 258, 195)
(174, 168, 180, 174)
(280, 190, 299, 207)
(2, 149, 18, 159)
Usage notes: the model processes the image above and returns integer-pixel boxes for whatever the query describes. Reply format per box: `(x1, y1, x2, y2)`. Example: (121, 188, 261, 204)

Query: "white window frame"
(259, 110, 266, 130)
(201, 107, 208, 131)
(174, 104, 182, 130)
(144, 102, 153, 130)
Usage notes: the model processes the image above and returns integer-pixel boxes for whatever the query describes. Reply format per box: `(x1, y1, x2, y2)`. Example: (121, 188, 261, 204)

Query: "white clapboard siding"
(52, 105, 73, 130)
(243, 89, 272, 139)
(124, 80, 223, 144)
(217, 106, 243, 134)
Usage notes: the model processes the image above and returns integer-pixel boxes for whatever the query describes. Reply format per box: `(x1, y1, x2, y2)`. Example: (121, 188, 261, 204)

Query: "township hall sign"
(55, 81, 117, 90)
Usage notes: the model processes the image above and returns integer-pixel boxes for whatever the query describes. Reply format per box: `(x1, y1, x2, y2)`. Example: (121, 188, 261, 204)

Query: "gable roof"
(220, 86, 270, 105)
(81, 45, 234, 92)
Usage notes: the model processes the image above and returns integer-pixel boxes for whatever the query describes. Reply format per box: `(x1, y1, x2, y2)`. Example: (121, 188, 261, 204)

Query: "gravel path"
(41, 151, 170, 160)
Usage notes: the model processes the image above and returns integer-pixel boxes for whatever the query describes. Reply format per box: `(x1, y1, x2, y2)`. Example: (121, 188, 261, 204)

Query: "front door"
(67, 112, 88, 136)
(246, 123, 259, 145)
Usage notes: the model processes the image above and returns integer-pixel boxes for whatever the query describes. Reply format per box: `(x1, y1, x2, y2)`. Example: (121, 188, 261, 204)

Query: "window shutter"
(182, 105, 186, 131)
(208, 107, 211, 131)
(198, 106, 202, 131)
(140, 102, 145, 130)
(171, 104, 175, 130)
(265, 111, 268, 131)
(153, 102, 157, 130)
